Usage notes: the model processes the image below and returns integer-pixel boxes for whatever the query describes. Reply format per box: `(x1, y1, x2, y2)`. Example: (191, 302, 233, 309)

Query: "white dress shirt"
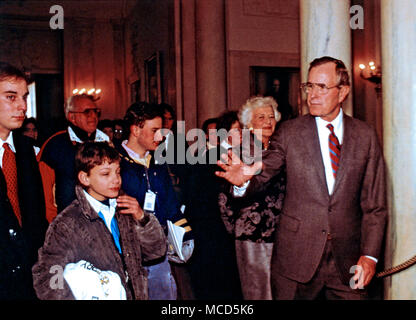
(315, 109, 344, 195)
(83, 190, 117, 234)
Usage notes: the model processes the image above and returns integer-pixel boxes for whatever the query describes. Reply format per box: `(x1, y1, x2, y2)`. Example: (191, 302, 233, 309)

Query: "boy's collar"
(83, 189, 117, 212)
(75, 185, 116, 220)
(100, 198, 110, 207)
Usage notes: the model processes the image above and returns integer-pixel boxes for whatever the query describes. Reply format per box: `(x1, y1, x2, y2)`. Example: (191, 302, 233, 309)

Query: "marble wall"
(381, 0, 416, 300)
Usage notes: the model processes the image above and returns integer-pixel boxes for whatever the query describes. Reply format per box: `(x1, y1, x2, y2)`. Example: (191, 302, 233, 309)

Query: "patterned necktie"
(327, 124, 341, 178)
(2, 143, 22, 225)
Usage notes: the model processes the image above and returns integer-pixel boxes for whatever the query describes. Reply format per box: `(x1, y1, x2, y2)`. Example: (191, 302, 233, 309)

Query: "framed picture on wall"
(145, 51, 162, 104)
(130, 79, 141, 103)
(250, 66, 300, 120)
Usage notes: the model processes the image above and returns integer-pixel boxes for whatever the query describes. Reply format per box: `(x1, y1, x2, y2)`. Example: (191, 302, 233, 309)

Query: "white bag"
(63, 260, 127, 300)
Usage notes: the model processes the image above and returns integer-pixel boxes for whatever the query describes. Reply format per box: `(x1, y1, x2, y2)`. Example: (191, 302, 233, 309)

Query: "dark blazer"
(154, 130, 191, 207)
(0, 134, 47, 299)
(248, 113, 387, 285)
(38, 130, 78, 215)
(185, 146, 242, 300)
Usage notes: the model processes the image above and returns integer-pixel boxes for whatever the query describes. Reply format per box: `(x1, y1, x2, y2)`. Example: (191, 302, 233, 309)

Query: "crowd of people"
(0, 56, 387, 300)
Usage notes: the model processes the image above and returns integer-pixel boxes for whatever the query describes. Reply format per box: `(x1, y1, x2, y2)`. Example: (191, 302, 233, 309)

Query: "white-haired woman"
(219, 96, 286, 300)
(238, 95, 281, 150)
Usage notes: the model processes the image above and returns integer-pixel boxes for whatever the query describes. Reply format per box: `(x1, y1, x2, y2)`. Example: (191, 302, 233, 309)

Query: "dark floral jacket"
(219, 134, 286, 243)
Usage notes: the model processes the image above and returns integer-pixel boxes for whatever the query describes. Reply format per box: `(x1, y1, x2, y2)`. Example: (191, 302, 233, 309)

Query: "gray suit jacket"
(248, 113, 387, 284)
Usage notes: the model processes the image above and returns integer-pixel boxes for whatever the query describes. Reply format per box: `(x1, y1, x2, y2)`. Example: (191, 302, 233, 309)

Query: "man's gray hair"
(308, 56, 350, 86)
(64, 94, 95, 118)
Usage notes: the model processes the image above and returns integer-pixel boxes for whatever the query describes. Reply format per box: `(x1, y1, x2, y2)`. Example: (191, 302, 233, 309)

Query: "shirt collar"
(68, 126, 110, 143)
(83, 189, 117, 216)
(1, 131, 16, 153)
(121, 140, 152, 168)
(315, 108, 343, 132)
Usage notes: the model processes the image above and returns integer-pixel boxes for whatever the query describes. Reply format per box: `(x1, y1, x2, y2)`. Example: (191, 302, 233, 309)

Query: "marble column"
(180, 0, 198, 132)
(381, 0, 416, 300)
(195, 0, 227, 127)
(300, 0, 353, 116)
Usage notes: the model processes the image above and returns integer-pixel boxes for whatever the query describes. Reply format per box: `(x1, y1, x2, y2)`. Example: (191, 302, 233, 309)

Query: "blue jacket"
(117, 145, 186, 232)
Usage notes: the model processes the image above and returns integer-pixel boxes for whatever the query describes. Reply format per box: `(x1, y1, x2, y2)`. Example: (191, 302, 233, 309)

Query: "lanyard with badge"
(143, 167, 156, 213)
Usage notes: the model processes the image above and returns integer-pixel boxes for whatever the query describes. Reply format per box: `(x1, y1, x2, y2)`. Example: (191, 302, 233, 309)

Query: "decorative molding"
(229, 50, 300, 67)
(0, 26, 62, 73)
(243, 0, 299, 19)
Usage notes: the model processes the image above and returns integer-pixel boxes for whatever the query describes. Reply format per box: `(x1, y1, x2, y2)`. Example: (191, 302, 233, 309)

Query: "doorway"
(250, 66, 301, 121)
(32, 73, 65, 144)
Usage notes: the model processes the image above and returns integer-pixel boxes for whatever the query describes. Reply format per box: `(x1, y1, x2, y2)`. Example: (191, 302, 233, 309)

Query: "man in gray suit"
(216, 56, 387, 299)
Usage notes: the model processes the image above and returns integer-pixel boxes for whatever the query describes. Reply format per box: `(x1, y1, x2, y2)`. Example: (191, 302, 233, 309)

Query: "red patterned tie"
(2, 143, 22, 225)
(327, 124, 341, 178)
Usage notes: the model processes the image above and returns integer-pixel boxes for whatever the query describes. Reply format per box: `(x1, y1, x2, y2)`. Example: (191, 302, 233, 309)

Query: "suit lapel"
(300, 115, 329, 195)
(331, 113, 358, 194)
(0, 168, 7, 193)
(12, 134, 25, 200)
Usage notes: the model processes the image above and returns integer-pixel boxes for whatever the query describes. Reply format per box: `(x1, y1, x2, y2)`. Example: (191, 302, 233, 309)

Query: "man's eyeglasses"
(70, 108, 101, 117)
(300, 82, 341, 94)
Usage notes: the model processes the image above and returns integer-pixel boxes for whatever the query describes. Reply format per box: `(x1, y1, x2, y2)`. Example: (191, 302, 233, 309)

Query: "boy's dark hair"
(123, 101, 164, 135)
(75, 142, 120, 175)
(0, 62, 28, 83)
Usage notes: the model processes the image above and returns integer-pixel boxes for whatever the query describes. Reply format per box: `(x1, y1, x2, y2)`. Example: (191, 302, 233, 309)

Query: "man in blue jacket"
(117, 101, 192, 300)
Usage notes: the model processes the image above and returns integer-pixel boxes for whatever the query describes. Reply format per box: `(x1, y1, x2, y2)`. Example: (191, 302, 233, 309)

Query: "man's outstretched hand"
(215, 149, 263, 187)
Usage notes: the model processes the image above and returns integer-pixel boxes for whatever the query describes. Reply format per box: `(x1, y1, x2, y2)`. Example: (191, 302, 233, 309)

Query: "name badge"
(144, 190, 156, 212)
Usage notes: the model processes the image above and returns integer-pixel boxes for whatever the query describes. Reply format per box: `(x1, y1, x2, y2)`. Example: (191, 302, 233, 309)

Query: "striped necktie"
(2, 143, 22, 225)
(327, 124, 341, 178)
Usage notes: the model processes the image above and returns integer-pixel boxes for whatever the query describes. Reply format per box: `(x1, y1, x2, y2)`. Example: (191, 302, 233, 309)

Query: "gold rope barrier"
(376, 255, 416, 278)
